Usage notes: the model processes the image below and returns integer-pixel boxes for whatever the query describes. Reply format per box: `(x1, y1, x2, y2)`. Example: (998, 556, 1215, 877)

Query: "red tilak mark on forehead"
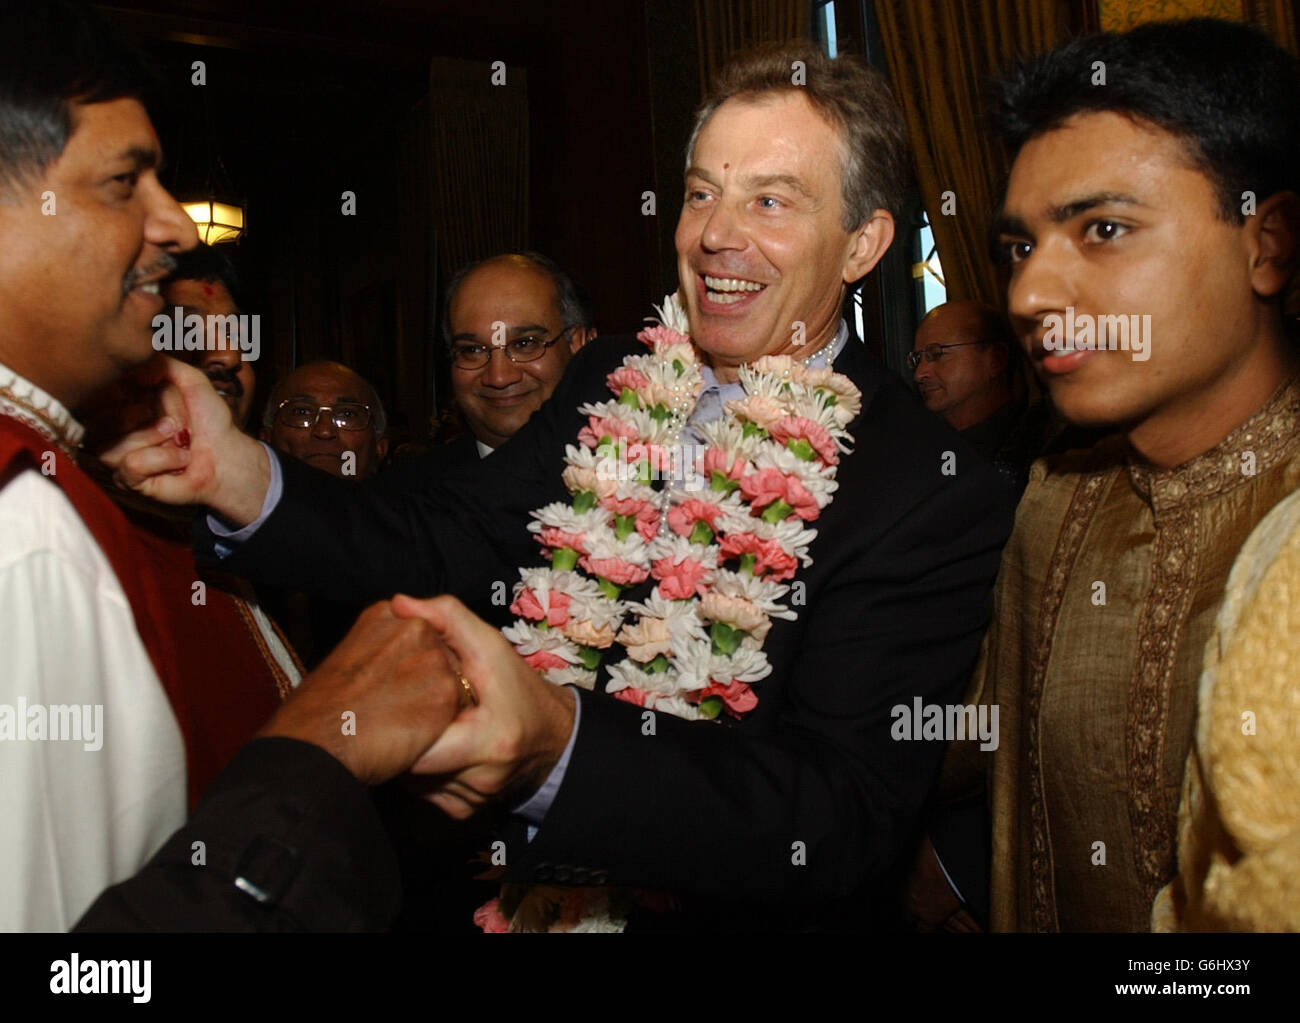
(203, 285, 214, 296)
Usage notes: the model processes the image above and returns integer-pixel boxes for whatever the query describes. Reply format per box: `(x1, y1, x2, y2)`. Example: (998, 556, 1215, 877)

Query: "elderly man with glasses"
(261, 361, 389, 481)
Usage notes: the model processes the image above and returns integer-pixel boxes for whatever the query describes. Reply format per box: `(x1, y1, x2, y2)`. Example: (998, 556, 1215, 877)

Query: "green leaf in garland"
(614, 514, 636, 541)
(552, 547, 579, 571)
(618, 387, 640, 408)
(709, 470, 739, 494)
(646, 653, 670, 674)
(597, 577, 622, 600)
(672, 358, 684, 376)
(572, 489, 596, 513)
(599, 434, 613, 449)
(635, 460, 653, 483)
(738, 552, 759, 576)
(741, 421, 768, 440)
(576, 645, 603, 670)
(688, 519, 715, 545)
(536, 620, 551, 631)
(785, 437, 816, 462)
(698, 696, 723, 719)
(649, 404, 671, 423)
(710, 621, 746, 656)
(761, 499, 794, 524)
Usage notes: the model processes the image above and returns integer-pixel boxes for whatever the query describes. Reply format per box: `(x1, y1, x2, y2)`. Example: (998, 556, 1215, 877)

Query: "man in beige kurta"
(914, 19, 1300, 932)
(960, 391, 1300, 930)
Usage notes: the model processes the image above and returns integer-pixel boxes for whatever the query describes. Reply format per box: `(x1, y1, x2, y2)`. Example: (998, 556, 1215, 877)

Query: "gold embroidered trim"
(1128, 377, 1300, 518)
(1127, 503, 1199, 905)
(229, 591, 297, 701)
(1026, 468, 1116, 932)
(0, 383, 82, 457)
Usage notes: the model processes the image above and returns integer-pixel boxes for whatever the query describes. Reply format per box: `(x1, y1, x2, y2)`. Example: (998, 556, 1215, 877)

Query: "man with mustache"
(0, 0, 463, 931)
(112, 42, 1013, 928)
(911, 18, 1300, 932)
(164, 243, 257, 430)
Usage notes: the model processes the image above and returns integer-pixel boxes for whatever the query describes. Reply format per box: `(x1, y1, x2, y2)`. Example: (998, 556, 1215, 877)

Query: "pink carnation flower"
(667, 498, 723, 538)
(770, 416, 839, 465)
(739, 467, 820, 522)
(612, 687, 650, 707)
(579, 556, 650, 586)
(636, 324, 691, 350)
(523, 649, 572, 672)
(695, 678, 758, 716)
(536, 527, 588, 554)
(703, 446, 747, 482)
(606, 366, 650, 397)
(509, 588, 572, 627)
(601, 495, 661, 541)
(474, 898, 511, 933)
(719, 532, 799, 581)
(578, 414, 639, 450)
(652, 555, 711, 599)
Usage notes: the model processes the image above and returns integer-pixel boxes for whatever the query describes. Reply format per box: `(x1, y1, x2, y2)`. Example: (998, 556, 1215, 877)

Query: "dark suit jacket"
(75, 738, 399, 931)
(196, 335, 1015, 926)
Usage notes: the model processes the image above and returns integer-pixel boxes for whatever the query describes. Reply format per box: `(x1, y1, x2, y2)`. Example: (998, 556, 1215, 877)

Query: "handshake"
(264, 592, 577, 817)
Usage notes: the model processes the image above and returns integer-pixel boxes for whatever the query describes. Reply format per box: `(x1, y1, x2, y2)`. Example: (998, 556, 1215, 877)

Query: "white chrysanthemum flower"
(625, 591, 709, 644)
(647, 531, 718, 569)
(750, 441, 837, 482)
(568, 912, 628, 934)
(711, 567, 796, 620)
(694, 417, 763, 463)
(606, 658, 679, 698)
(546, 665, 598, 691)
(646, 694, 706, 721)
(782, 392, 847, 435)
(566, 592, 628, 631)
(527, 502, 610, 535)
(582, 529, 653, 567)
(516, 567, 603, 602)
(670, 634, 716, 692)
(650, 291, 692, 335)
(721, 645, 772, 683)
(501, 621, 582, 661)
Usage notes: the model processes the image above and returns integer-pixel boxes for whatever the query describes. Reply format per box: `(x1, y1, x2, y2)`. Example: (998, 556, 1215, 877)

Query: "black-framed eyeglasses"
(905, 341, 986, 371)
(450, 325, 575, 370)
(274, 399, 374, 431)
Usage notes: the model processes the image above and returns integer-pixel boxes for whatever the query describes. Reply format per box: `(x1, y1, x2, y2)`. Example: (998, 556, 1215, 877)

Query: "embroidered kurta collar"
(1126, 375, 1300, 517)
(0, 361, 85, 456)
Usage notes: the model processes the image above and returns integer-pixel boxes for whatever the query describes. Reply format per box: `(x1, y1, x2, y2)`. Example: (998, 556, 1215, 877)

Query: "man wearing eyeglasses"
(444, 252, 596, 458)
(261, 361, 388, 481)
(910, 301, 1047, 494)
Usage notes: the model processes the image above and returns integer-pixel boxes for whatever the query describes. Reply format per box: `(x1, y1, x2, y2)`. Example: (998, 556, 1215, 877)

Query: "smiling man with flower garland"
(110, 42, 1014, 929)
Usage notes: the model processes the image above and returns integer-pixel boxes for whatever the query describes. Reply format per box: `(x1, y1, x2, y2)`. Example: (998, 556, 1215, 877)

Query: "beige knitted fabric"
(1153, 488, 1300, 931)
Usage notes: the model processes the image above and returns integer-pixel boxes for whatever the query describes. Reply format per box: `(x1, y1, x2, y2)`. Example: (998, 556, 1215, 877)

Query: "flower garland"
(502, 293, 862, 723)
(482, 294, 862, 931)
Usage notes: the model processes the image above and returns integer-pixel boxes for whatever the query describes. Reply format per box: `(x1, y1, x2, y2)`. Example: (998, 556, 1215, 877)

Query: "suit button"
(554, 865, 572, 883)
(534, 862, 553, 882)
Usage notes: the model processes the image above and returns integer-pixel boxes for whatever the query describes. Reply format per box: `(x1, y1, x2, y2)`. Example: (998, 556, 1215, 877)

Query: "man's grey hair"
(262, 361, 387, 435)
(440, 251, 594, 352)
(684, 40, 913, 231)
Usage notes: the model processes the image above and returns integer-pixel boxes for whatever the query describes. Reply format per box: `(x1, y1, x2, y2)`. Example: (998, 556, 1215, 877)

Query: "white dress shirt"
(0, 363, 186, 931)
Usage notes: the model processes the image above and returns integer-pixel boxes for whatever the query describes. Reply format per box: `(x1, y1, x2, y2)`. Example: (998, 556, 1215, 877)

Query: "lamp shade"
(182, 200, 245, 244)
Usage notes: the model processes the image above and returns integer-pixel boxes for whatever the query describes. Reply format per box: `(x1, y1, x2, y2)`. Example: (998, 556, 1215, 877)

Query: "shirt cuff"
(513, 689, 581, 839)
(931, 843, 967, 905)
(208, 442, 283, 558)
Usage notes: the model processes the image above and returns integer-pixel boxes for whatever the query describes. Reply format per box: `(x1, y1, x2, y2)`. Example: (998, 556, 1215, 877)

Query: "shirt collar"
(0, 361, 85, 455)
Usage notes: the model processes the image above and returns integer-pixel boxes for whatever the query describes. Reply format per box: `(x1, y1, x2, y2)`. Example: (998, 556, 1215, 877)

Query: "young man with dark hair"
(911, 18, 1300, 933)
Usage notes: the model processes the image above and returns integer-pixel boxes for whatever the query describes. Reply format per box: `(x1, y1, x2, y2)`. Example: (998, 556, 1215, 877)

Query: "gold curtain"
(427, 58, 529, 278)
(875, 1, 1074, 306)
(696, 0, 811, 93)
(1098, 0, 1297, 51)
